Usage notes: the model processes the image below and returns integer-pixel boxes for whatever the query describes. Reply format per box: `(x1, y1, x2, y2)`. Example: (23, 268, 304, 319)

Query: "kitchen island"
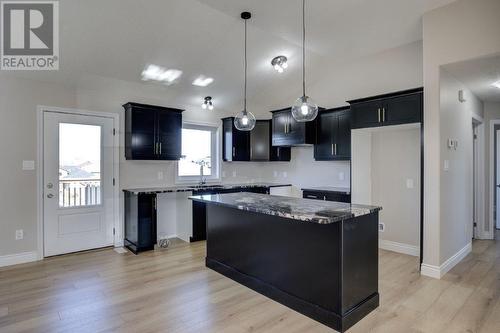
(189, 192, 382, 332)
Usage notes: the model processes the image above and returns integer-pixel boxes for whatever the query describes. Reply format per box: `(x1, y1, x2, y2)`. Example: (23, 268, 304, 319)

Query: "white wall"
(372, 127, 421, 248)
(352, 125, 421, 253)
(0, 76, 76, 257)
(422, 0, 500, 271)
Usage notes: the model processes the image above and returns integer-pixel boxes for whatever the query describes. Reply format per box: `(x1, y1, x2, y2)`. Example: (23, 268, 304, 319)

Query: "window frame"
(175, 121, 220, 184)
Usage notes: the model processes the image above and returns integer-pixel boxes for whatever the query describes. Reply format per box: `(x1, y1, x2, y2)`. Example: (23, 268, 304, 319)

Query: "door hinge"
(473, 222, 477, 227)
(113, 128, 116, 136)
(113, 178, 116, 186)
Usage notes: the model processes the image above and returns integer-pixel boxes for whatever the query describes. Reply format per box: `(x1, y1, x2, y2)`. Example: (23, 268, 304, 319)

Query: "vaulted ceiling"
(1, 0, 456, 111)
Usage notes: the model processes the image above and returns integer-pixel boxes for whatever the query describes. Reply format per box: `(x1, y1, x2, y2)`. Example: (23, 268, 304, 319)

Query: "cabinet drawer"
(303, 191, 351, 203)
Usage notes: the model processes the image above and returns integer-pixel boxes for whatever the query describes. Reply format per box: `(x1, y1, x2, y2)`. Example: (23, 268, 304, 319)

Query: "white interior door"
(496, 129, 500, 230)
(43, 111, 115, 257)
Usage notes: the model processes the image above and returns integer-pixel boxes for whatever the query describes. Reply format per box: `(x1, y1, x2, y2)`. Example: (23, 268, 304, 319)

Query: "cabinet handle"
(331, 143, 334, 155)
(382, 107, 386, 122)
(323, 196, 326, 201)
(335, 144, 337, 155)
(378, 108, 381, 123)
(232, 147, 236, 157)
(306, 195, 317, 199)
(154, 142, 158, 155)
(159, 142, 162, 155)
(277, 147, 280, 158)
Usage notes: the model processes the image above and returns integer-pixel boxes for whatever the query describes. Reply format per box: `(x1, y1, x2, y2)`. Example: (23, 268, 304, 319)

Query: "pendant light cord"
(302, 0, 306, 97)
(244, 18, 248, 112)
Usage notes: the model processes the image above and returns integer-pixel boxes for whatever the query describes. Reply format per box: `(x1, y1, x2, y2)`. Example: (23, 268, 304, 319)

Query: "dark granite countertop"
(123, 183, 292, 194)
(189, 192, 381, 224)
(301, 186, 351, 195)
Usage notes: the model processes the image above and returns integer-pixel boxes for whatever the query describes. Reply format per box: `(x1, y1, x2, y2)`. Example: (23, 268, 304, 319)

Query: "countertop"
(301, 186, 351, 195)
(123, 183, 292, 195)
(189, 192, 381, 224)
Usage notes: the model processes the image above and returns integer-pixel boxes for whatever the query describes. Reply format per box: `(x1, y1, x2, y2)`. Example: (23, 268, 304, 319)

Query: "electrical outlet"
(15, 229, 23, 240)
(378, 223, 385, 232)
(406, 178, 414, 189)
(444, 160, 450, 171)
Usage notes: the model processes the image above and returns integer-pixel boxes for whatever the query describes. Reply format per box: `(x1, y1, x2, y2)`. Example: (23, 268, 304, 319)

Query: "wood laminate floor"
(0, 236, 499, 333)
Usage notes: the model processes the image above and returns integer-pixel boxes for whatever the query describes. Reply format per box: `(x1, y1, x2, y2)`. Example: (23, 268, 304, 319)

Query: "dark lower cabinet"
(191, 186, 270, 242)
(314, 107, 351, 161)
(124, 192, 157, 254)
(303, 190, 351, 203)
(348, 88, 423, 129)
(124, 102, 183, 160)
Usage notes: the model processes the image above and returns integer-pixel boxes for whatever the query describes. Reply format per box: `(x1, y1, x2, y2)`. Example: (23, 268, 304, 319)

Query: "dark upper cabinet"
(348, 88, 423, 129)
(271, 108, 316, 147)
(314, 107, 351, 161)
(250, 121, 270, 161)
(222, 117, 250, 161)
(222, 118, 290, 162)
(123, 102, 183, 160)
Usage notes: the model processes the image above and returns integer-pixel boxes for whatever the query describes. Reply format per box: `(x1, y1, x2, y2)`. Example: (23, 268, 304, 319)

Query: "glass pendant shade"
(234, 110, 256, 131)
(291, 95, 318, 122)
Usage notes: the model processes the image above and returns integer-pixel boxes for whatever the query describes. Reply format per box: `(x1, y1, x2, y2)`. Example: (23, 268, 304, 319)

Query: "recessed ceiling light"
(492, 80, 500, 89)
(271, 55, 288, 73)
(141, 64, 182, 85)
(192, 75, 214, 87)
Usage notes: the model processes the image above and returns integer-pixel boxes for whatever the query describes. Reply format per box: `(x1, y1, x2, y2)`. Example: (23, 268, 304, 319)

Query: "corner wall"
(422, 0, 500, 275)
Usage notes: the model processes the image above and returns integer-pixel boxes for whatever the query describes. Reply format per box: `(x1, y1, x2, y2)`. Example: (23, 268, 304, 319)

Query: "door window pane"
(178, 128, 212, 176)
(59, 123, 101, 207)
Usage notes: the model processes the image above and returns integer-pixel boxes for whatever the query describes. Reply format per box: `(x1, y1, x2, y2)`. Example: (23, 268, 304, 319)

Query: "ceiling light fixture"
(141, 64, 182, 85)
(234, 12, 256, 131)
(271, 55, 288, 73)
(291, 0, 318, 122)
(193, 75, 214, 87)
(202, 96, 214, 110)
(492, 80, 500, 89)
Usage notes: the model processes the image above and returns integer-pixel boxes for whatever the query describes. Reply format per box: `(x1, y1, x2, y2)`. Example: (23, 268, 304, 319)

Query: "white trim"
(0, 251, 38, 268)
(487, 119, 500, 240)
(36, 106, 121, 259)
(421, 242, 472, 279)
(472, 115, 485, 240)
(379, 240, 419, 257)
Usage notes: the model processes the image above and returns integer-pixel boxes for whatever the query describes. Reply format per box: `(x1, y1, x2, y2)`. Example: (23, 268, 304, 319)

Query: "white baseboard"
(379, 239, 419, 257)
(0, 251, 38, 268)
(421, 242, 472, 279)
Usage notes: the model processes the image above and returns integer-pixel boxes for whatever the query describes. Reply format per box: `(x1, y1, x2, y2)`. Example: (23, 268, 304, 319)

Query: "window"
(176, 123, 219, 183)
(59, 123, 101, 207)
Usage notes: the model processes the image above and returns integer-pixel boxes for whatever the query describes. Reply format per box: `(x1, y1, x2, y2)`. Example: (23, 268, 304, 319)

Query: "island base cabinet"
(205, 204, 379, 332)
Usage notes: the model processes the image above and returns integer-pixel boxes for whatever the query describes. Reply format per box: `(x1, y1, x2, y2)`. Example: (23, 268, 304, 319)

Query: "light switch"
(406, 178, 414, 189)
(444, 160, 450, 171)
(22, 160, 35, 170)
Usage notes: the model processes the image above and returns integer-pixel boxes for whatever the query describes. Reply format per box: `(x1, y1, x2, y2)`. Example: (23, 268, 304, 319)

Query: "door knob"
(47, 193, 54, 198)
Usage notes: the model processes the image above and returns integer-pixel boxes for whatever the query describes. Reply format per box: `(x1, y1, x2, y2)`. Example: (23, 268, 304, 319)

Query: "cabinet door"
(286, 113, 306, 145)
(157, 110, 182, 160)
(335, 111, 351, 159)
(325, 192, 351, 203)
(314, 112, 335, 160)
(127, 107, 157, 160)
(272, 111, 289, 146)
(222, 118, 250, 161)
(350, 101, 383, 129)
(250, 121, 270, 161)
(383, 93, 422, 126)
(270, 146, 291, 161)
(222, 118, 234, 161)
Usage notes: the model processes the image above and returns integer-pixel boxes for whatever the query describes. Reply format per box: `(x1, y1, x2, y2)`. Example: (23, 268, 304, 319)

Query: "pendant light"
(291, 0, 318, 122)
(234, 12, 256, 131)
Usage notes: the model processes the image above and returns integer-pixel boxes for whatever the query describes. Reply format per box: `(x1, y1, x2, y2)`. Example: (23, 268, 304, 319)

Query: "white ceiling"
(0, 0, 455, 111)
(443, 55, 500, 102)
